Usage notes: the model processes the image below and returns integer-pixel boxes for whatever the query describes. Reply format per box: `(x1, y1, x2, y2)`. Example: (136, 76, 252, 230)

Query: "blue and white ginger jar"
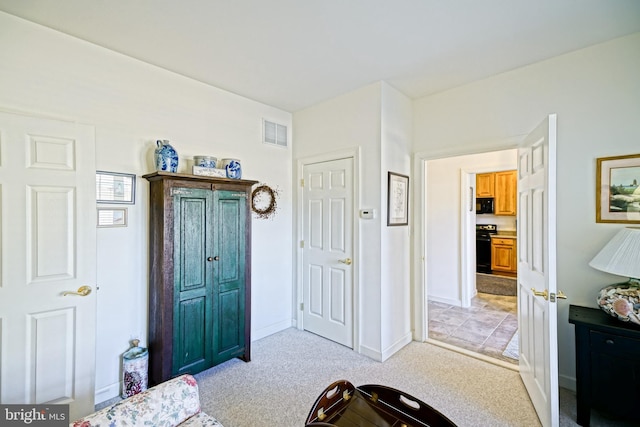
(222, 158, 242, 179)
(155, 140, 178, 173)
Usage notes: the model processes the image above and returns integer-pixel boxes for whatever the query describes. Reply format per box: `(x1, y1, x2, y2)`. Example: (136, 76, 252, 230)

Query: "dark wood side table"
(568, 304, 640, 426)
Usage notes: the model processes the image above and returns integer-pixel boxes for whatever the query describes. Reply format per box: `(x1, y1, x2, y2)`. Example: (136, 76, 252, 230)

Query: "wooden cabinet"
(143, 171, 257, 386)
(491, 237, 517, 275)
(476, 173, 495, 197)
(494, 170, 517, 216)
(569, 305, 640, 426)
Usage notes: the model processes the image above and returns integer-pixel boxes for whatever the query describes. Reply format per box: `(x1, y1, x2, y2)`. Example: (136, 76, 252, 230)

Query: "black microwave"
(476, 198, 494, 214)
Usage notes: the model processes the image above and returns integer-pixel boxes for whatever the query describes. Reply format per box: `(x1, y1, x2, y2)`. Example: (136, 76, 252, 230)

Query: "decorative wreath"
(251, 184, 278, 219)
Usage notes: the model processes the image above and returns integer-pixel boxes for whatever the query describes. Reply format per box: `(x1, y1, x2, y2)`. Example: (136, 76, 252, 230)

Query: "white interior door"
(517, 114, 559, 426)
(302, 158, 354, 348)
(0, 111, 97, 421)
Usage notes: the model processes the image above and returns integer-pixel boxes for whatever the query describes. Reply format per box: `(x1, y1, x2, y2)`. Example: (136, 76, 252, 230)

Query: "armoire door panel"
(179, 198, 208, 290)
(217, 198, 242, 284)
(218, 289, 242, 351)
(174, 296, 209, 375)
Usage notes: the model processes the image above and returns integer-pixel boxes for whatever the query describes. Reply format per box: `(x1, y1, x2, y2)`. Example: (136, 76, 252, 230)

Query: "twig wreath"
(251, 184, 279, 219)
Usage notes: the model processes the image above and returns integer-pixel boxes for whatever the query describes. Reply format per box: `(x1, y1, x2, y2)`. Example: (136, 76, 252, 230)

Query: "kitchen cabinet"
(476, 173, 495, 197)
(143, 171, 257, 386)
(494, 170, 517, 216)
(569, 305, 640, 426)
(491, 236, 517, 275)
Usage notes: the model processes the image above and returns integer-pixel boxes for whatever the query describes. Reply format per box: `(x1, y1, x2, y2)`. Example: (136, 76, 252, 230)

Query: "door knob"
(557, 290, 568, 299)
(207, 256, 220, 261)
(63, 285, 92, 297)
(531, 288, 548, 300)
(338, 258, 352, 265)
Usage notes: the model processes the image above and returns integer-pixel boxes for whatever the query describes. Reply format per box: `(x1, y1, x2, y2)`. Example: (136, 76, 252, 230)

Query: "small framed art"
(96, 171, 136, 204)
(387, 172, 409, 226)
(97, 207, 128, 227)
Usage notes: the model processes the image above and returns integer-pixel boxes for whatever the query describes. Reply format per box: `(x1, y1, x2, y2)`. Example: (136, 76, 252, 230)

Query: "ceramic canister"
(155, 140, 178, 173)
(121, 339, 148, 398)
(220, 158, 242, 179)
(193, 156, 217, 168)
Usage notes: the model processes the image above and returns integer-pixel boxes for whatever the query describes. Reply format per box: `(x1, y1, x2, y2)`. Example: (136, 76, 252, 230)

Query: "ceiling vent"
(263, 119, 288, 148)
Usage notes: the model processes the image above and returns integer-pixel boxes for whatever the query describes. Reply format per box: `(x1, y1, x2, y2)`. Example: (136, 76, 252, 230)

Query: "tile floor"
(428, 292, 518, 365)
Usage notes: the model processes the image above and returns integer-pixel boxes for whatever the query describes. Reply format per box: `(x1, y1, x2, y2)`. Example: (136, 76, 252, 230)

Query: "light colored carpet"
(97, 327, 636, 426)
(194, 328, 540, 427)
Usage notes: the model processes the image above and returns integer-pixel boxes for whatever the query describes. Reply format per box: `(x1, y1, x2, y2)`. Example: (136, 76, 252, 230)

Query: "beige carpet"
(194, 328, 540, 426)
(97, 327, 637, 426)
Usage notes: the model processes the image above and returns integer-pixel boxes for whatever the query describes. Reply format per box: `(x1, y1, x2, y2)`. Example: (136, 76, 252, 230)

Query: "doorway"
(300, 156, 355, 348)
(423, 149, 519, 366)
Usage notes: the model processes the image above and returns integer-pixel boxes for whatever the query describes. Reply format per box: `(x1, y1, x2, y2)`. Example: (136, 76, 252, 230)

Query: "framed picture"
(96, 171, 136, 204)
(596, 154, 640, 224)
(387, 172, 409, 226)
(97, 207, 128, 227)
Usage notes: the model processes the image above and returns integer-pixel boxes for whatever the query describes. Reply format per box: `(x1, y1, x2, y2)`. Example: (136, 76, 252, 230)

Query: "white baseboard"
(381, 332, 413, 361)
(358, 343, 382, 361)
(559, 373, 576, 392)
(251, 319, 292, 341)
(428, 295, 462, 307)
(95, 382, 120, 405)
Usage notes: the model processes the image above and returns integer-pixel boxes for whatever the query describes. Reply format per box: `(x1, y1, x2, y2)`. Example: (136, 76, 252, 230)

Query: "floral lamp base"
(597, 280, 640, 326)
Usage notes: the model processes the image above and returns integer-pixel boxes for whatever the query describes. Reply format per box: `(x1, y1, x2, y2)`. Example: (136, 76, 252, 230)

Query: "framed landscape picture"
(596, 154, 640, 223)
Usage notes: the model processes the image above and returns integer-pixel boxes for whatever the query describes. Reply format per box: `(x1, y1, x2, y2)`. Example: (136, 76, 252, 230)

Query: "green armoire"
(143, 172, 257, 386)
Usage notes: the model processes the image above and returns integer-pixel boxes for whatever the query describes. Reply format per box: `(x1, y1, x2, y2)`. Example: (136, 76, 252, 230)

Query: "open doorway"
(423, 149, 519, 366)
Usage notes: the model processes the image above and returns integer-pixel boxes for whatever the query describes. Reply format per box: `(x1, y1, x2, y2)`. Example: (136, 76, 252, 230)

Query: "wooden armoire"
(143, 171, 257, 385)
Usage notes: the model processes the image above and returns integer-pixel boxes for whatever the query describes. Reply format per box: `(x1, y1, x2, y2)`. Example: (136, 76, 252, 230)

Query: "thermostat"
(359, 209, 376, 219)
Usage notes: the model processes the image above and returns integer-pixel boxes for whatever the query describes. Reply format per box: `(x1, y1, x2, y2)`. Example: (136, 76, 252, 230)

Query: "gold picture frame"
(596, 153, 640, 224)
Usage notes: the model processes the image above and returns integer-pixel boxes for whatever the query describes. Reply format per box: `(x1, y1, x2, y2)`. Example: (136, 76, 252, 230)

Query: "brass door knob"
(531, 288, 548, 300)
(63, 285, 92, 297)
(338, 258, 352, 265)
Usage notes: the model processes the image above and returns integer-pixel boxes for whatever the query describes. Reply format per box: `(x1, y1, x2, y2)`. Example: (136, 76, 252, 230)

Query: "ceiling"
(1, 0, 639, 112)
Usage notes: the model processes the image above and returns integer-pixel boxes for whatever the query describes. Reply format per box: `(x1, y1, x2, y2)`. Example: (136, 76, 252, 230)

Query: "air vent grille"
(263, 119, 288, 148)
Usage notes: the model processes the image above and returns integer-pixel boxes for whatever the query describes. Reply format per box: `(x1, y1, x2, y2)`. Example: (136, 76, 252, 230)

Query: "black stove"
(476, 224, 497, 273)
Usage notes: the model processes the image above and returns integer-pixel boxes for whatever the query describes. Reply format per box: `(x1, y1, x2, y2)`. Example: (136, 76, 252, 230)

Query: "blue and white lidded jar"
(221, 158, 242, 179)
(193, 155, 217, 169)
(155, 140, 178, 172)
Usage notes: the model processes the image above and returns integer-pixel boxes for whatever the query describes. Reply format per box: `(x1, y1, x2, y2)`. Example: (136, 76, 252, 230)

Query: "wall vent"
(263, 119, 288, 148)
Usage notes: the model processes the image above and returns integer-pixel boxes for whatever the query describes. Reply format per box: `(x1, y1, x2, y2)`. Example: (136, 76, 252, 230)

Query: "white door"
(517, 114, 559, 426)
(302, 158, 354, 347)
(0, 111, 97, 421)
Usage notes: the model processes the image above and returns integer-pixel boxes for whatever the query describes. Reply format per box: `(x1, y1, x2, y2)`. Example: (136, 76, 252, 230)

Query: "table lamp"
(589, 227, 640, 326)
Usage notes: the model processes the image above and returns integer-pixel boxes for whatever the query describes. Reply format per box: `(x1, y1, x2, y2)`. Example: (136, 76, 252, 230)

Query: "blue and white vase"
(155, 140, 178, 173)
(221, 158, 242, 179)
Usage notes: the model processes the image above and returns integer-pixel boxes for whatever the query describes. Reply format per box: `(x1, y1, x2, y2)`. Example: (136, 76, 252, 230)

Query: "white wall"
(0, 12, 294, 403)
(294, 83, 384, 357)
(294, 82, 414, 360)
(426, 150, 517, 305)
(380, 84, 413, 357)
(414, 32, 640, 389)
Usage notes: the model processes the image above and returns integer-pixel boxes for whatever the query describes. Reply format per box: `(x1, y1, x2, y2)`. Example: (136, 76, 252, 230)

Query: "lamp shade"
(589, 227, 640, 279)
